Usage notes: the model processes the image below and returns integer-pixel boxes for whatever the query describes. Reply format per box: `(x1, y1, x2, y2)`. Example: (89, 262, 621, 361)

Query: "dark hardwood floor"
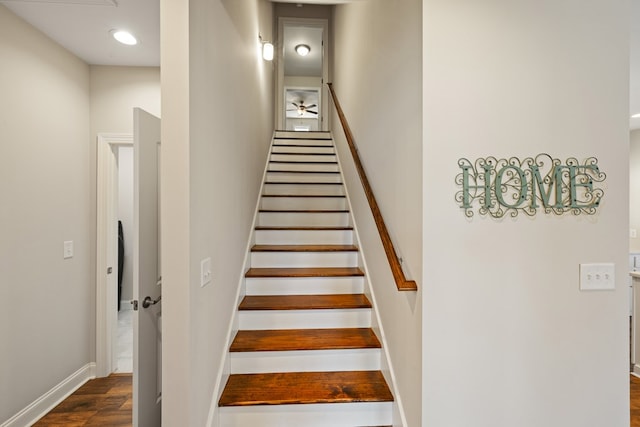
(33, 374, 131, 427)
(632, 375, 640, 427)
(31, 372, 640, 425)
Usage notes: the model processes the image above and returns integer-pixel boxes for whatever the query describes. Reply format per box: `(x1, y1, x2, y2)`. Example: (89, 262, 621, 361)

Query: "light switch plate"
(579, 263, 615, 291)
(63, 241, 73, 259)
(200, 257, 212, 287)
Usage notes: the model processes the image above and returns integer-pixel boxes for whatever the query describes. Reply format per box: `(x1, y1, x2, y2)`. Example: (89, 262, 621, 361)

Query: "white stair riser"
(219, 402, 393, 427)
(258, 212, 349, 227)
(238, 309, 371, 330)
(260, 196, 346, 210)
(254, 229, 353, 245)
(229, 349, 381, 374)
(269, 162, 339, 172)
(271, 145, 334, 154)
(270, 154, 337, 163)
(274, 133, 332, 141)
(250, 251, 358, 268)
(245, 277, 364, 295)
(265, 172, 342, 183)
(263, 183, 344, 196)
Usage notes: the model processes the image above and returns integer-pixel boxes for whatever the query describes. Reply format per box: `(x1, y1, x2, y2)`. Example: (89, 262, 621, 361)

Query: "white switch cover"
(63, 241, 73, 259)
(200, 257, 212, 287)
(580, 263, 615, 291)
(632, 229, 638, 238)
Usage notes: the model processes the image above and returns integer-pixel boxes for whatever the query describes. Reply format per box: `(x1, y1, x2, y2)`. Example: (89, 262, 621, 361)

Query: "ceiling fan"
(287, 101, 318, 116)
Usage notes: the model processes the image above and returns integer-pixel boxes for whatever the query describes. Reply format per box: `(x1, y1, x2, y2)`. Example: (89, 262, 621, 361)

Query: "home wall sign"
(455, 154, 606, 218)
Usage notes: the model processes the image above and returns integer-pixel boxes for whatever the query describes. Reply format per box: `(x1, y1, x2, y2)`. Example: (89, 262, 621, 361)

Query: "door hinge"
(131, 300, 139, 311)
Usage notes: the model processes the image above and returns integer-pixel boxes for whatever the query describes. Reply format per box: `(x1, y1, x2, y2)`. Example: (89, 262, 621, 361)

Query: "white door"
(133, 108, 162, 427)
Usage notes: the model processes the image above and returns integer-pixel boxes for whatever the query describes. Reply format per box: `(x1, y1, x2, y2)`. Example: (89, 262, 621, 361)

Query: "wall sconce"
(262, 42, 274, 61)
(259, 35, 274, 61)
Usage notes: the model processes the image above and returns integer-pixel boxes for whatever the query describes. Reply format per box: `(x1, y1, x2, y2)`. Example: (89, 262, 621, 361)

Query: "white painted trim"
(1, 363, 95, 427)
(96, 133, 133, 379)
(205, 133, 277, 427)
(334, 138, 409, 427)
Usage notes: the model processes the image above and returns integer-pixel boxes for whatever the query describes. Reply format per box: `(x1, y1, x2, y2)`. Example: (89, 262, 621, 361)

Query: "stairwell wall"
(331, 1, 423, 426)
(161, 0, 274, 425)
(631, 129, 640, 253)
(0, 5, 92, 424)
(423, 1, 629, 426)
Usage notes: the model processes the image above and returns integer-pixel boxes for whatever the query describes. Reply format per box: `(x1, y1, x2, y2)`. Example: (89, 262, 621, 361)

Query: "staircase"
(217, 131, 394, 426)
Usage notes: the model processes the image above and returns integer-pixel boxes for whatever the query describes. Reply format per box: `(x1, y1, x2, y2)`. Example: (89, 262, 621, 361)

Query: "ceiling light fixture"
(633, 113, 640, 119)
(295, 44, 310, 57)
(111, 30, 138, 46)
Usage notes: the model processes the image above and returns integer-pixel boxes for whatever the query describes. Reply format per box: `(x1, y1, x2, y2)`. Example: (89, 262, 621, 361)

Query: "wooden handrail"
(327, 83, 417, 292)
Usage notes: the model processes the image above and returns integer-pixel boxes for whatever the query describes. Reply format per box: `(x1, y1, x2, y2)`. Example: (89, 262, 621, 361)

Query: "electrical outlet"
(200, 257, 212, 287)
(63, 241, 73, 259)
(579, 263, 615, 291)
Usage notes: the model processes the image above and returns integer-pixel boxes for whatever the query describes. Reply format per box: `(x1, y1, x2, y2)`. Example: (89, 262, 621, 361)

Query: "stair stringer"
(205, 133, 278, 427)
(334, 144, 409, 427)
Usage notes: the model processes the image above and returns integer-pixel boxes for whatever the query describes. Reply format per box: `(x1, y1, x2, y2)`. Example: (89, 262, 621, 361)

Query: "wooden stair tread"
(230, 328, 381, 352)
(272, 152, 335, 156)
(255, 226, 353, 231)
(267, 170, 340, 174)
(218, 371, 393, 406)
(259, 209, 348, 213)
(261, 194, 345, 198)
(269, 160, 338, 164)
(252, 244, 358, 252)
(239, 294, 371, 310)
(272, 144, 335, 148)
(246, 267, 364, 278)
(264, 181, 343, 185)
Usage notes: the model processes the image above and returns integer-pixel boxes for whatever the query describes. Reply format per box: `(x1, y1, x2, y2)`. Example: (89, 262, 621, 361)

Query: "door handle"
(142, 295, 161, 309)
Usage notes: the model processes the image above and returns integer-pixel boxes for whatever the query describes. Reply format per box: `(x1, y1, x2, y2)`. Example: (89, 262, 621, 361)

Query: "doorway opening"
(96, 133, 133, 378)
(277, 17, 329, 131)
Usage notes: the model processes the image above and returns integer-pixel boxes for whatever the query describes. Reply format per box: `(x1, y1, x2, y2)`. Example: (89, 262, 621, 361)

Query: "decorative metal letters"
(455, 154, 606, 218)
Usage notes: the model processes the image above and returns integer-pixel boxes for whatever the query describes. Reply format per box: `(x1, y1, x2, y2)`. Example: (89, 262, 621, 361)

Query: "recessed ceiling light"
(633, 113, 640, 119)
(111, 30, 137, 46)
(295, 44, 310, 56)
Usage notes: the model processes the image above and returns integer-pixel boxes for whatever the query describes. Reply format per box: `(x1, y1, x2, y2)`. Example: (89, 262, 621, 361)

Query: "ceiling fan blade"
(307, 110, 318, 115)
(286, 108, 297, 111)
(292, 102, 299, 107)
(306, 104, 317, 109)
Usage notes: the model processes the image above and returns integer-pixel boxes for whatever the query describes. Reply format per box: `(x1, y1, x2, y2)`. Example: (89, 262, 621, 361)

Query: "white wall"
(423, 1, 629, 426)
(117, 146, 134, 305)
(631, 129, 640, 253)
(332, 1, 423, 426)
(161, 0, 274, 425)
(0, 4, 91, 423)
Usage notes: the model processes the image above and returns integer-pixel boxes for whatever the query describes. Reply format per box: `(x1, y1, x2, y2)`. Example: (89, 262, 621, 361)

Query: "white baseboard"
(1, 363, 96, 427)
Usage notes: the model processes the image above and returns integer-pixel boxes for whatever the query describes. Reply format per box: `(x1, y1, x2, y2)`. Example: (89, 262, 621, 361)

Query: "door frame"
(276, 17, 330, 131)
(96, 133, 133, 378)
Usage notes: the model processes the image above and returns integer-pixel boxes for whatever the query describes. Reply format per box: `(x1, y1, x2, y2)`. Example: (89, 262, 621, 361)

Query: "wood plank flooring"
(33, 374, 131, 427)
(31, 372, 640, 425)
(632, 374, 640, 427)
